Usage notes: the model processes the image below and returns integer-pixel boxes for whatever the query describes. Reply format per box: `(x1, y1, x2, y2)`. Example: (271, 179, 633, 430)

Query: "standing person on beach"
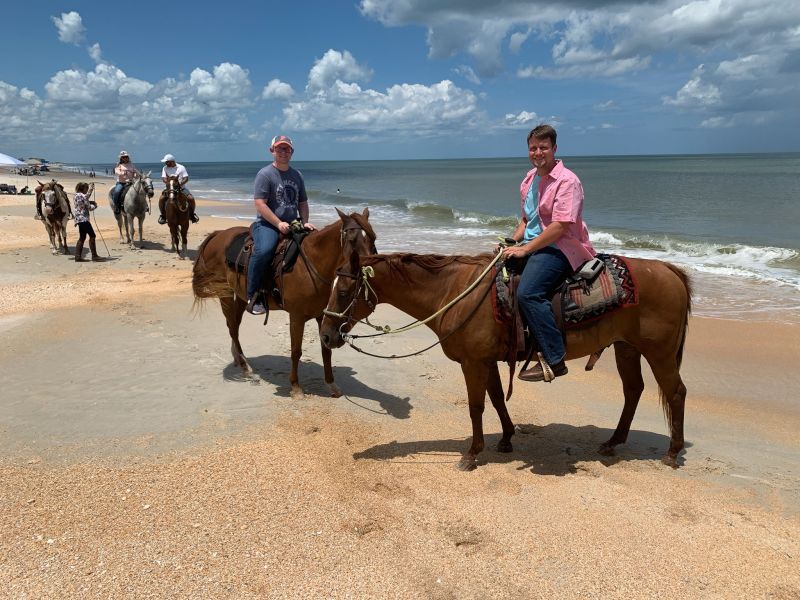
(245, 135, 316, 315)
(502, 124, 596, 382)
(73, 182, 104, 262)
(157, 153, 199, 225)
(111, 151, 136, 215)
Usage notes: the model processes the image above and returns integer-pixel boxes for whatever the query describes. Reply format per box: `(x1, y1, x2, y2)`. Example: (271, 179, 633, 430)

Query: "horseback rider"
(157, 153, 199, 225)
(246, 135, 316, 315)
(112, 150, 137, 214)
(502, 124, 596, 382)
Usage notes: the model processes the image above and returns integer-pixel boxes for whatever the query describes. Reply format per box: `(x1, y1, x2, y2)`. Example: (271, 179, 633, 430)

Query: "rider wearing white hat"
(158, 153, 198, 224)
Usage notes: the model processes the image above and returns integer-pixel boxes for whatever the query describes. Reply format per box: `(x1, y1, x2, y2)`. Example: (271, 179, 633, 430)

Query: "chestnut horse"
(192, 209, 376, 398)
(164, 176, 190, 258)
(38, 180, 71, 255)
(320, 251, 691, 471)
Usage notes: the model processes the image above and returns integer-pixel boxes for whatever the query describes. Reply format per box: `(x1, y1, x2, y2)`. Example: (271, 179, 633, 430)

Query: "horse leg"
(599, 342, 644, 456)
(288, 316, 306, 400)
(647, 357, 687, 468)
(457, 362, 489, 471)
(137, 215, 144, 248)
(316, 315, 342, 398)
(61, 219, 70, 254)
(181, 223, 188, 258)
(487, 362, 514, 453)
(220, 297, 251, 375)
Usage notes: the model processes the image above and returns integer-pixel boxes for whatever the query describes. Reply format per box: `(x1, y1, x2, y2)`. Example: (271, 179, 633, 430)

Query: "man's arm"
(255, 198, 290, 234)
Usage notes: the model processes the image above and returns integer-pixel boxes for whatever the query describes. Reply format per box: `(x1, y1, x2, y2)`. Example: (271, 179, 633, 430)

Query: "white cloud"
(262, 79, 295, 100)
(52, 11, 85, 44)
(663, 65, 722, 108)
(454, 65, 481, 84)
(189, 63, 252, 106)
(594, 100, 618, 111)
(716, 54, 775, 80)
(503, 110, 539, 127)
(307, 50, 372, 93)
(284, 77, 482, 134)
(509, 29, 531, 54)
(700, 116, 735, 128)
(88, 43, 103, 64)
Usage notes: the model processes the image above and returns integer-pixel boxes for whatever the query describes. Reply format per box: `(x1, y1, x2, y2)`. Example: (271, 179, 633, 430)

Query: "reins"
(325, 249, 505, 358)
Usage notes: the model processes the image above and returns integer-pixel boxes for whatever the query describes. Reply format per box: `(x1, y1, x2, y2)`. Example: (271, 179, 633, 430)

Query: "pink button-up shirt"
(519, 160, 595, 271)
(115, 162, 136, 183)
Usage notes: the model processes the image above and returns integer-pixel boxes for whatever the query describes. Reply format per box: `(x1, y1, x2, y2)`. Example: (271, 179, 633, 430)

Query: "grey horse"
(108, 171, 154, 249)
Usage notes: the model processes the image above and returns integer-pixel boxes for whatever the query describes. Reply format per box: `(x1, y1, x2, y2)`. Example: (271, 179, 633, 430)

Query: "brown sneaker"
(519, 360, 568, 382)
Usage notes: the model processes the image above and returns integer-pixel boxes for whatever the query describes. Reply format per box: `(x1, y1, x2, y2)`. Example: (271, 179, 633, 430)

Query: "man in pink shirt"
(503, 124, 596, 382)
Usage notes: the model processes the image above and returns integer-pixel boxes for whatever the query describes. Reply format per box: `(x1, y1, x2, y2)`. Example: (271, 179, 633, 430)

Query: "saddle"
(225, 223, 311, 306)
(492, 253, 638, 364)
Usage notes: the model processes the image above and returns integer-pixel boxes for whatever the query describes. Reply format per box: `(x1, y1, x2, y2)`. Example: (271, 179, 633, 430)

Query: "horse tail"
(192, 230, 236, 312)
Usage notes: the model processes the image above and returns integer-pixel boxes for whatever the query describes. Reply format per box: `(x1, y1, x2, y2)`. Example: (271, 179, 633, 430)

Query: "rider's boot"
(89, 238, 104, 262)
(158, 212, 166, 225)
(191, 212, 200, 223)
(74, 239, 85, 262)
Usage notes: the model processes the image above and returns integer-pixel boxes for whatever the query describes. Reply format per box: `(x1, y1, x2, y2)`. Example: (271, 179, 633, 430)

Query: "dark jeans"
(112, 183, 125, 208)
(246, 219, 280, 300)
(517, 246, 572, 365)
(77, 221, 96, 241)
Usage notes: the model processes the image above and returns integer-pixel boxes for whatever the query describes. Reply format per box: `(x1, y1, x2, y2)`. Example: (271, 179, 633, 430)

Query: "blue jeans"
(246, 219, 280, 300)
(517, 246, 572, 365)
(112, 182, 125, 208)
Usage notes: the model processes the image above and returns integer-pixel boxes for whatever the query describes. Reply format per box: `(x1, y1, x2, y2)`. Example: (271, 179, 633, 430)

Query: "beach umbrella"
(0, 152, 26, 166)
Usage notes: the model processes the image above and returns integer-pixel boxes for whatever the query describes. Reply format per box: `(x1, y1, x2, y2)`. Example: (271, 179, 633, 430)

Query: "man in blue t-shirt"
(246, 135, 317, 315)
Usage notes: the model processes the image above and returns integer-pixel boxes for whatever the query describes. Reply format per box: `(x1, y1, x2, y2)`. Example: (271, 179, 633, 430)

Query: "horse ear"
(335, 207, 347, 221)
(37, 179, 43, 186)
(362, 207, 369, 219)
(146, 170, 152, 178)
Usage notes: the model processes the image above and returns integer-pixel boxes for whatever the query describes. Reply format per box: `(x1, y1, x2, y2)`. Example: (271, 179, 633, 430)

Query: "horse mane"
(362, 252, 493, 271)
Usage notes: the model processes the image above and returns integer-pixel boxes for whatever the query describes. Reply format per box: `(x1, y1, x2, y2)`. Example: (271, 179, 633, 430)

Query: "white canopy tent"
(0, 151, 26, 166)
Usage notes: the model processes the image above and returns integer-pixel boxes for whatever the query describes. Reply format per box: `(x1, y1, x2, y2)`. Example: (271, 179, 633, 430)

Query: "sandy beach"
(1, 169, 798, 598)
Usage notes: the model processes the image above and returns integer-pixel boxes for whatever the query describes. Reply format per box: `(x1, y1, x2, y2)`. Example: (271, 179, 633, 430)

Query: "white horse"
(38, 180, 71, 255)
(108, 171, 154, 249)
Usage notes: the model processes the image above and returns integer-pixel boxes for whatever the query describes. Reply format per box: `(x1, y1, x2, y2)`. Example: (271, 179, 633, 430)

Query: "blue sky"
(1, 0, 799, 163)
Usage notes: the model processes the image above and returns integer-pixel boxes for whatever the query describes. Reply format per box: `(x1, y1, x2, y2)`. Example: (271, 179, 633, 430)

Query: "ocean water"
(81, 154, 800, 323)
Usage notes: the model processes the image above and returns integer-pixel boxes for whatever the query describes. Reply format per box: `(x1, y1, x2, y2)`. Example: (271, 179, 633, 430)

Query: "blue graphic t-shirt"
(253, 164, 308, 225)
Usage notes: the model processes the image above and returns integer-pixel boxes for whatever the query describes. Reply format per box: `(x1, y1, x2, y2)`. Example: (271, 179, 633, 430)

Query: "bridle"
(166, 178, 188, 211)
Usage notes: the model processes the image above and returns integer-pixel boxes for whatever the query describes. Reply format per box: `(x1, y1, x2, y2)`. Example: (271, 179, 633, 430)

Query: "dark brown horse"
(320, 251, 691, 470)
(192, 209, 376, 398)
(164, 176, 190, 258)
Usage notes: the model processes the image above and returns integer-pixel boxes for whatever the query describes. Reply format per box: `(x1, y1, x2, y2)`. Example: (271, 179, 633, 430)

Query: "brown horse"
(164, 176, 190, 258)
(192, 209, 376, 398)
(320, 251, 691, 471)
(38, 180, 71, 255)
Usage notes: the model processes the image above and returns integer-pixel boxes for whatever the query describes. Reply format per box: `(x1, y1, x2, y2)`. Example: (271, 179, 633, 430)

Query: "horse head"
(39, 179, 68, 212)
(135, 170, 155, 198)
(166, 175, 182, 201)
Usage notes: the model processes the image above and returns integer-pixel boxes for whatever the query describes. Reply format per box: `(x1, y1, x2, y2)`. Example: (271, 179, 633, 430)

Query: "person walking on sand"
(73, 182, 104, 262)
(502, 124, 595, 382)
(111, 150, 137, 215)
(245, 135, 316, 315)
(157, 154, 199, 225)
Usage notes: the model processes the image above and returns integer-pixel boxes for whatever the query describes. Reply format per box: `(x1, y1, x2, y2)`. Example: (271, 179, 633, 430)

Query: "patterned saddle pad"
(492, 253, 638, 329)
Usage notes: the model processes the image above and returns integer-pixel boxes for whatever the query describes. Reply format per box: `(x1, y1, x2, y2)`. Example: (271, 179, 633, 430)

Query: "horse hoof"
(661, 454, 679, 469)
(291, 387, 305, 401)
(456, 457, 477, 471)
(496, 440, 513, 453)
(598, 443, 616, 456)
(328, 383, 343, 398)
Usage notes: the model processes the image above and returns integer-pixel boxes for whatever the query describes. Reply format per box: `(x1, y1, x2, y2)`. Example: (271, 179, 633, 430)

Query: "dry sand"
(1, 170, 798, 598)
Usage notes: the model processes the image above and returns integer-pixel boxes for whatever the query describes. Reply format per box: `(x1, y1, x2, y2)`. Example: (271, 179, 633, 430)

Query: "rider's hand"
(277, 221, 291, 235)
(503, 244, 529, 259)
(303, 222, 317, 232)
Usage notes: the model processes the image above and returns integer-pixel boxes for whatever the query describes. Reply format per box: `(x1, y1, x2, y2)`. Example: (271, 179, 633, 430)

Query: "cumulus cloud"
(307, 50, 372, 93)
(663, 65, 722, 109)
(88, 43, 103, 64)
(189, 63, 252, 106)
(52, 11, 85, 44)
(262, 79, 295, 100)
(509, 28, 531, 54)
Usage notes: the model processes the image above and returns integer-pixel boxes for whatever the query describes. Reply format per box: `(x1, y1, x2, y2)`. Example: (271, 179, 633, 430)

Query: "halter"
(166, 177, 188, 211)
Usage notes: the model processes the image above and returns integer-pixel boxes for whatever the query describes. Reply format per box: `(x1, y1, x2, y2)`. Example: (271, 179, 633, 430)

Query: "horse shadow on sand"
(352, 424, 693, 473)
(222, 354, 412, 419)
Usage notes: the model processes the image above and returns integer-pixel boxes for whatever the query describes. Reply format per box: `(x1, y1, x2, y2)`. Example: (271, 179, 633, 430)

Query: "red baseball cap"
(270, 135, 294, 150)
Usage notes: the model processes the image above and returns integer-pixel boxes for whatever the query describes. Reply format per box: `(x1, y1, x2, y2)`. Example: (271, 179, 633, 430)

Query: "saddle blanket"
(560, 253, 638, 327)
(492, 253, 638, 329)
